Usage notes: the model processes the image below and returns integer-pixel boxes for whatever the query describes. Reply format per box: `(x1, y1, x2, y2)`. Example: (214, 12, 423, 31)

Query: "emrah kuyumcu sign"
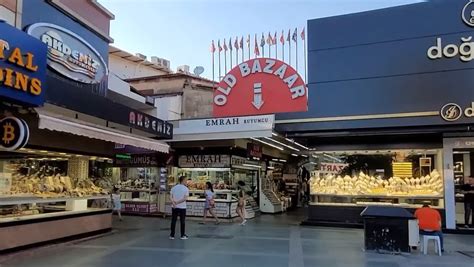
(213, 58, 308, 117)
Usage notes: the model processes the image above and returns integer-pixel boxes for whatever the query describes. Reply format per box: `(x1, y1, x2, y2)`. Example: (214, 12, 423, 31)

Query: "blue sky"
(100, 0, 423, 80)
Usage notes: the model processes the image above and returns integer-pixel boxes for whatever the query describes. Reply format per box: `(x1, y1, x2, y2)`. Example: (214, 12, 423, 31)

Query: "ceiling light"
(242, 163, 262, 168)
(291, 154, 298, 157)
(40, 150, 48, 153)
(301, 155, 308, 158)
(279, 159, 287, 162)
(250, 138, 284, 151)
(272, 133, 278, 137)
(263, 137, 300, 151)
(284, 138, 309, 150)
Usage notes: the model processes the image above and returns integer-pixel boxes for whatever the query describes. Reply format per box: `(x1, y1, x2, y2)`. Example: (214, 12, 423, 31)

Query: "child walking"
(111, 187, 123, 221)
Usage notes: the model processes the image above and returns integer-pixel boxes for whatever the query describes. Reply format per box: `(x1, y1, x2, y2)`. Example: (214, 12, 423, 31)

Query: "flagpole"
(224, 40, 227, 74)
(236, 47, 238, 65)
(218, 46, 221, 80)
(295, 35, 298, 73)
(212, 50, 215, 82)
(276, 40, 278, 60)
(289, 33, 292, 66)
(303, 32, 307, 82)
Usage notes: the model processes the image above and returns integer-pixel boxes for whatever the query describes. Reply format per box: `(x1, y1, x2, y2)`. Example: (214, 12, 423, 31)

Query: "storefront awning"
(35, 109, 169, 153)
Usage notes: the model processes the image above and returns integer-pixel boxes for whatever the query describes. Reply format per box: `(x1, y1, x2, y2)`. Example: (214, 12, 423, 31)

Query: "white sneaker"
(180, 235, 189, 240)
(240, 220, 247, 226)
(169, 236, 175, 240)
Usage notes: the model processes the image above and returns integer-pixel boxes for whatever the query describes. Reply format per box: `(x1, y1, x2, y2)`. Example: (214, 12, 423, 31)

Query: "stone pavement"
(1, 211, 473, 267)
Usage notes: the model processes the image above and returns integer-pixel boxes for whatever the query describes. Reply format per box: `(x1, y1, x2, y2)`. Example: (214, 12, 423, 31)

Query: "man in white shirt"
(170, 176, 189, 240)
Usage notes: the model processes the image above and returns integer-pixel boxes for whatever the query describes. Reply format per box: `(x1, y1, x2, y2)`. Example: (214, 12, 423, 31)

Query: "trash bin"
(360, 206, 414, 254)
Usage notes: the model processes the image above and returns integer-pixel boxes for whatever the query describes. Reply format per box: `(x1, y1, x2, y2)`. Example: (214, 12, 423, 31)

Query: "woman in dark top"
(461, 177, 474, 227)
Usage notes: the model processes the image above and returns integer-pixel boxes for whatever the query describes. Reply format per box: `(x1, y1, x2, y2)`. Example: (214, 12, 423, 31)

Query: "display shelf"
(0, 195, 109, 206)
(120, 189, 158, 193)
(311, 193, 443, 199)
(0, 208, 109, 223)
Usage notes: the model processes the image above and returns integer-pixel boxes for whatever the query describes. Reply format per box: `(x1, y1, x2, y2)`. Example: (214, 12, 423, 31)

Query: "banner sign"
(27, 23, 108, 84)
(319, 162, 348, 174)
(114, 153, 158, 167)
(178, 155, 230, 168)
(213, 58, 308, 117)
(0, 116, 29, 151)
(173, 114, 274, 135)
(0, 22, 47, 106)
(128, 110, 173, 138)
(231, 156, 265, 169)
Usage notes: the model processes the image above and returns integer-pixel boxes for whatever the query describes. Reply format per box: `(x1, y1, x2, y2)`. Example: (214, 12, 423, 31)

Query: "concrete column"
(443, 138, 456, 229)
(464, 153, 471, 179)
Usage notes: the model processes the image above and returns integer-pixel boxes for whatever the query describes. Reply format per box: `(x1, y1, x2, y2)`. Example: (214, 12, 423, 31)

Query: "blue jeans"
(420, 230, 444, 250)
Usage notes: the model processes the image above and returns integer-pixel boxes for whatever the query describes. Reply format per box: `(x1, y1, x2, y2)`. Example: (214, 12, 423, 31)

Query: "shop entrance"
(443, 137, 474, 230)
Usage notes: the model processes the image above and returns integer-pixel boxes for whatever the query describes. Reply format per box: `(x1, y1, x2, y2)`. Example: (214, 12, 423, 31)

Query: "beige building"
(107, 45, 214, 120)
(127, 73, 214, 120)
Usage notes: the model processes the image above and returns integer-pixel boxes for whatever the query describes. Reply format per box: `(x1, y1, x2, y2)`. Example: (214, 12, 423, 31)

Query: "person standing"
(415, 203, 444, 252)
(111, 187, 122, 221)
(236, 181, 247, 225)
(202, 182, 220, 225)
(461, 177, 474, 228)
(170, 176, 189, 240)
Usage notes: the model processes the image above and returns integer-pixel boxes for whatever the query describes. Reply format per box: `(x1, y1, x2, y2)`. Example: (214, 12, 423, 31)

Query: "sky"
(100, 0, 423, 80)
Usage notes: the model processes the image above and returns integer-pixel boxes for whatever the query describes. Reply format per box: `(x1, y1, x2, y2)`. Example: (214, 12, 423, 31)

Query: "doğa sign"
(213, 58, 308, 117)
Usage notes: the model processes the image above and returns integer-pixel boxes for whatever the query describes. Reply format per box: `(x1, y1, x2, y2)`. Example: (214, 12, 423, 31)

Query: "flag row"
(210, 27, 305, 56)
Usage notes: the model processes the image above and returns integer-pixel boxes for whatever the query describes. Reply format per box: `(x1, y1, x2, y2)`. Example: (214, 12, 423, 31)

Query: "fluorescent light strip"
(291, 154, 298, 157)
(242, 163, 262, 168)
(251, 138, 284, 151)
(323, 153, 343, 163)
(284, 137, 309, 150)
(263, 137, 300, 152)
(272, 133, 278, 137)
(301, 155, 308, 158)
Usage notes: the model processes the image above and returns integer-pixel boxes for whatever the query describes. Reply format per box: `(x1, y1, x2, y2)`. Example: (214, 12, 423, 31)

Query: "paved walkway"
(1, 211, 473, 267)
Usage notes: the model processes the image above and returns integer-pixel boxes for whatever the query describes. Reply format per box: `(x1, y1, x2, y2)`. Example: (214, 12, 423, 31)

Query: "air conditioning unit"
(150, 56, 159, 64)
(177, 65, 190, 73)
(135, 53, 147, 60)
(161, 59, 170, 69)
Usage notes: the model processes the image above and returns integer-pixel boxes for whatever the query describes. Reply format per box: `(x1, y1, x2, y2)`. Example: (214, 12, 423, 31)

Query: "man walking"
(170, 176, 189, 240)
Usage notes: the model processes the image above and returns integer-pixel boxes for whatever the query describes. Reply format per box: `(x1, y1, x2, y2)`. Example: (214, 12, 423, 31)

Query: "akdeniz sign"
(0, 22, 46, 106)
(213, 58, 308, 117)
(27, 23, 108, 84)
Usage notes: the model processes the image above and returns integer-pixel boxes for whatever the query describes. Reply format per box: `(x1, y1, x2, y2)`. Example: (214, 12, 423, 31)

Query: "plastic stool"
(421, 235, 442, 256)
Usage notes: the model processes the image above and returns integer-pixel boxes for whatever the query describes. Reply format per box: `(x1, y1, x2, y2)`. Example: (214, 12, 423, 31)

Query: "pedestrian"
(236, 181, 247, 225)
(111, 187, 122, 221)
(170, 175, 189, 240)
(201, 182, 220, 225)
(415, 203, 444, 252)
(461, 176, 474, 228)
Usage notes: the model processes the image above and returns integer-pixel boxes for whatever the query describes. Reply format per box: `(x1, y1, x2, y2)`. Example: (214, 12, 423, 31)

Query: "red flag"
(223, 38, 228, 51)
(280, 30, 285, 44)
(234, 37, 239, 50)
(210, 40, 216, 53)
(254, 36, 260, 56)
(273, 32, 277, 45)
(218, 40, 222, 52)
(240, 36, 244, 49)
(300, 27, 305, 41)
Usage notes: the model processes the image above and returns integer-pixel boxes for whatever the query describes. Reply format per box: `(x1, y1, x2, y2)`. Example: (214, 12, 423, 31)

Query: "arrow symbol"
(252, 82, 264, 110)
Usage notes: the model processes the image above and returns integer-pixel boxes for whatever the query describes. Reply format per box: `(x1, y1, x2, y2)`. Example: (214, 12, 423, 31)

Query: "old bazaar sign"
(319, 162, 348, 174)
(27, 23, 108, 84)
(213, 58, 308, 117)
(0, 22, 47, 106)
